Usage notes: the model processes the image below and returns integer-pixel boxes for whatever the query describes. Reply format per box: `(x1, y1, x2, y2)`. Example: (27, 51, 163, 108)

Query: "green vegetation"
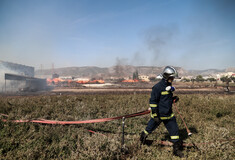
(0, 94, 234, 159)
(195, 75, 205, 82)
(207, 77, 216, 82)
(231, 76, 235, 83)
(132, 70, 139, 80)
(181, 78, 191, 82)
(220, 76, 231, 84)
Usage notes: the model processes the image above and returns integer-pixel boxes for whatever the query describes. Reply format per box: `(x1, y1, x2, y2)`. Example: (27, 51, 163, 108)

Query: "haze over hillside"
(35, 65, 233, 78)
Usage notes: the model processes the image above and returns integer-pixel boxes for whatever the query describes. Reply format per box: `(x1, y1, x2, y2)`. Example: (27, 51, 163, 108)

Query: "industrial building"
(0, 60, 47, 92)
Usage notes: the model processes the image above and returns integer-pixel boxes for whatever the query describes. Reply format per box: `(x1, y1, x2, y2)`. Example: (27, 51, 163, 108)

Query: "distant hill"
(225, 67, 235, 72)
(187, 69, 225, 76)
(36, 66, 109, 78)
(35, 65, 230, 78)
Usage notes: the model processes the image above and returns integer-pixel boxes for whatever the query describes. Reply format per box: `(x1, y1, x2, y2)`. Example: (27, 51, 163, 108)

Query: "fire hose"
(1, 108, 234, 147)
(0, 110, 150, 124)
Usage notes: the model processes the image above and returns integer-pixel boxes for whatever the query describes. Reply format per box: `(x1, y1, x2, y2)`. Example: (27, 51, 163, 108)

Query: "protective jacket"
(149, 78, 174, 119)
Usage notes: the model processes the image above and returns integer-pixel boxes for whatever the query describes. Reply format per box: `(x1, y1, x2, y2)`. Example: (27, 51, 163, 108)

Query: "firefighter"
(140, 66, 184, 158)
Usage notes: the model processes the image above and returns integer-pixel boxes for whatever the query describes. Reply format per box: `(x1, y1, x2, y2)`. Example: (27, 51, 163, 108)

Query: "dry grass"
(0, 93, 234, 159)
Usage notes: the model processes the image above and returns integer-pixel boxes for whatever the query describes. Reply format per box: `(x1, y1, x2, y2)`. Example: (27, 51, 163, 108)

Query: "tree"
(220, 76, 231, 83)
(207, 78, 216, 82)
(133, 72, 136, 80)
(230, 76, 235, 83)
(181, 78, 190, 82)
(220, 76, 231, 92)
(195, 75, 205, 82)
(133, 70, 139, 80)
(191, 78, 196, 84)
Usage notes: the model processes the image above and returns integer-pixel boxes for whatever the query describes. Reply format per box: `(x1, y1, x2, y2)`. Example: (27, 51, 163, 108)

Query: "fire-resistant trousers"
(145, 116, 180, 142)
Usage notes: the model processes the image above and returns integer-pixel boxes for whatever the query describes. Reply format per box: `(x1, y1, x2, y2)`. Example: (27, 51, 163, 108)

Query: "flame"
(90, 80, 105, 84)
(122, 79, 139, 82)
(47, 78, 65, 85)
(47, 78, 105, 85)
(76, 80, 89, 84)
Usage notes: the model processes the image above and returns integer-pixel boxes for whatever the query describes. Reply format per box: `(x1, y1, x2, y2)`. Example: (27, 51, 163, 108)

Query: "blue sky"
(0, 0, 234, 70)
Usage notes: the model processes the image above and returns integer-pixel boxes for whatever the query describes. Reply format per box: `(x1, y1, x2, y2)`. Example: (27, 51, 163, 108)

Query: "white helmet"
(162, 66, 178, 80)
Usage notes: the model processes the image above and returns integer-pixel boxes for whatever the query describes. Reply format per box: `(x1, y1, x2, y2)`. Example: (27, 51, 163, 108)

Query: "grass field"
(0, 93, 234, 159)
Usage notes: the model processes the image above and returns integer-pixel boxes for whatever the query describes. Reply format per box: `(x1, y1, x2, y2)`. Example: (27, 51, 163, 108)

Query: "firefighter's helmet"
(162, 66, 178, 80)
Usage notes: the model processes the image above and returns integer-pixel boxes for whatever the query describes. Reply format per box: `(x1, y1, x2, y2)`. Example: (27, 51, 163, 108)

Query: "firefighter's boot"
(173, 140, 184, 158)
(140, 131, 148, 144)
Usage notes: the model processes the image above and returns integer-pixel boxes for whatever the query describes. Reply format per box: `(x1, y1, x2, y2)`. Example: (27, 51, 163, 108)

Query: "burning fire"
(121, 79, 148, 83)
(47, 78, 64, 85)
(122, 79, 139, 82)
(47, 78, 105, 85)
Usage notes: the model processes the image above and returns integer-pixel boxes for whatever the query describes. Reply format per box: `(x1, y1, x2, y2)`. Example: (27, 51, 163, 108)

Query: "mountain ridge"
(35, 65, 233, 78)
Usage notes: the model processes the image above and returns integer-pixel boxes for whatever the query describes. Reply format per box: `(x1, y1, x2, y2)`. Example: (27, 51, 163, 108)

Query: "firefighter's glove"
(173, 96, 179, 103)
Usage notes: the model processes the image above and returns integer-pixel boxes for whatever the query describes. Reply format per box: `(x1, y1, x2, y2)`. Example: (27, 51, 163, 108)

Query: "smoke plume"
(143, 24, 179, 66)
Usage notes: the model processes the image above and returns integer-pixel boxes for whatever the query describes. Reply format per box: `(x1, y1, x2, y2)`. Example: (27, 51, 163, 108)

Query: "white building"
(138, 75, 150, 82)
(216, 72, 235, 80)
